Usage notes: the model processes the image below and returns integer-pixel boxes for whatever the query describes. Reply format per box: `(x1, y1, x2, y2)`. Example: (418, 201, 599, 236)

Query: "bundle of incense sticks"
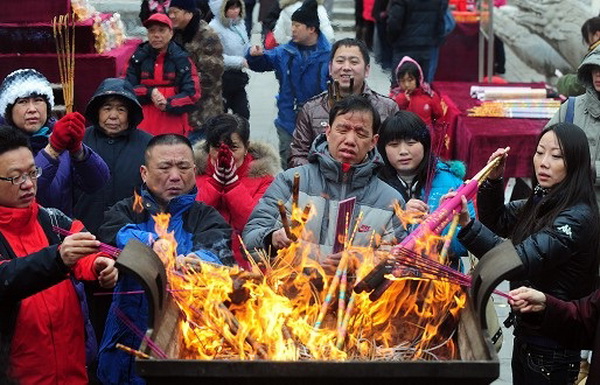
(355, 149, 510, 300)
(52, 13, 76, 113)
(52, 226, 121, 258)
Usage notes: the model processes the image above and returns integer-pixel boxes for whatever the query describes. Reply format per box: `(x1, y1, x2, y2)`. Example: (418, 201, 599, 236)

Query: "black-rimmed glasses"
(0, 167, 42, 185)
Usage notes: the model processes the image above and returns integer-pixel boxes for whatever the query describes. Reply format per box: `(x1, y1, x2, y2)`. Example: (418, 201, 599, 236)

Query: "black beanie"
(291, 0, 319, 30)
(170, 0, 196, 12)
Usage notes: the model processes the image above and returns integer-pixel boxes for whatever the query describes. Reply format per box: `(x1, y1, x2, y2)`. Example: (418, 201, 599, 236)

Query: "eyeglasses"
(0, 167, 42, 185)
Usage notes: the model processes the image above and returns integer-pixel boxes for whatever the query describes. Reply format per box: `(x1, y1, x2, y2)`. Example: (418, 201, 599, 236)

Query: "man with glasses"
(0, 126, 118, 385)
(96, 134, 234, 385)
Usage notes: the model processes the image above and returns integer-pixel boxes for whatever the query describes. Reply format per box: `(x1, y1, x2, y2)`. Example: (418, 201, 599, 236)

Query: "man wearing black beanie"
(246, 0, 330, 169)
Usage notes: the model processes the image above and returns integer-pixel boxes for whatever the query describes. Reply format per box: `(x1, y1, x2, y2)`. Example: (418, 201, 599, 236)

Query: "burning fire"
(149, 202, 466, 362)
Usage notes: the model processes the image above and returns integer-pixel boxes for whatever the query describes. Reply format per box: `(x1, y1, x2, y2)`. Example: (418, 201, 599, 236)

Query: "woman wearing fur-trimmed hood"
(194, 114, 279, 267)
(209, 0, 252, 119)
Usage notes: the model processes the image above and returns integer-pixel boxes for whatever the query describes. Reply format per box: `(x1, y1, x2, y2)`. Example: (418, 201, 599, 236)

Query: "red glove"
(212, 144, 238, 186)
(50, 112, 86, 154)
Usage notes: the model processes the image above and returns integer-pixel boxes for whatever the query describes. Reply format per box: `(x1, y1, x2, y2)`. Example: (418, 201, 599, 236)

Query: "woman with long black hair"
(456, 122, 600, 385)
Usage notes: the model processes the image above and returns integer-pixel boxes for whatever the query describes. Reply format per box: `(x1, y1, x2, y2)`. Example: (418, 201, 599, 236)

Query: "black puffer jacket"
(386, 0, 447, 49)
(458, 179, 598, 303)
(73, 78, 152, 235)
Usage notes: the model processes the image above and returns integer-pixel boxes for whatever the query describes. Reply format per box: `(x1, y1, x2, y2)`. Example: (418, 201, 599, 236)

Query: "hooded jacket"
(243, 134, 407, 260)
(389, 56, 444, 126)
(547, 45, 600, 207)
(74, 78, 152, 235)
(97, 186, 233, 385)
(208, 0, 250, 70)
(173, 10, 225, 128)
(246, 33, 331, 135)
(194, 140, 278, 266)
(290, 83, 398, 167)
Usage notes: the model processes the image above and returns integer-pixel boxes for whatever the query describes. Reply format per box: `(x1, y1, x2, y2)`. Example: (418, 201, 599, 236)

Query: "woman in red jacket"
(194, 114, 279, 268)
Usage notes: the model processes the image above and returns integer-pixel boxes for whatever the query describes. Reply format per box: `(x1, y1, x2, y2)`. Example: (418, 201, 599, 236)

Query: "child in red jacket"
(389, 56, 444, 127)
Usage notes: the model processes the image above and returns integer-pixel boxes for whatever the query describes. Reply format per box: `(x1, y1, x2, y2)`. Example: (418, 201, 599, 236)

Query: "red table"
(0, 39, 140, 112)
(433, 81, 550, 178)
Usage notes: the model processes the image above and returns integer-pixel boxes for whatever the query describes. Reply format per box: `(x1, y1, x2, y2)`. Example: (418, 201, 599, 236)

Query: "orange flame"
(133, 190, 144, 213)
(151, 202, 466, 361)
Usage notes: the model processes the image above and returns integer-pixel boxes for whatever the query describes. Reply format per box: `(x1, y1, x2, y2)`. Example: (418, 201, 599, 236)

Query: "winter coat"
(209, 0, 250, 70)
(386, 0, 447, 74)
(125, 40, 201, 136)
(173, 10, 225, 129)
(458, 179, 598, 335)
(246, 33, 331, 135)
(28, 128, 110, 218)
(527, 290, 600, 384)
(273, 0, 335, 45)
(547, 45, 600, 207)
(0, 204, 101, 385)
(97, 187, 233, 385)
(74, 78, 152, 235)
(379, 160, 475, 261)
(389, 56, 443, 126)
(243, 134, 407, 260)
(290, 84, 398, 167)
(194, 140, 278, 266)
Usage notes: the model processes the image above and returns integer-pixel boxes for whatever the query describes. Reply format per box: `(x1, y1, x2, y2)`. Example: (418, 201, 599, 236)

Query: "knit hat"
(169, 0, 196, 12)
(291, 0, 320, 30)
(0, 69, 54, 120)
(143, 12, 173, 29)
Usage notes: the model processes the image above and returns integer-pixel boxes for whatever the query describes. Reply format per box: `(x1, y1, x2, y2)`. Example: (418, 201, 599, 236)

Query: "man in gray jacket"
(289, 38, 398, 168)
(243, 96, 406, 273)
(547, 44, 600, 207)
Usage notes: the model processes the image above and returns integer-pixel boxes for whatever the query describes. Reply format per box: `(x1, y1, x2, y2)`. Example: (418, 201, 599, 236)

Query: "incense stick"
(52, 226, 121, 258)
(277, 200, 296, 241)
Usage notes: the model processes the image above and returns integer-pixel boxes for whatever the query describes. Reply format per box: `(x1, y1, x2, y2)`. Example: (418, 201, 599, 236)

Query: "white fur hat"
(0, 69, 55, 119)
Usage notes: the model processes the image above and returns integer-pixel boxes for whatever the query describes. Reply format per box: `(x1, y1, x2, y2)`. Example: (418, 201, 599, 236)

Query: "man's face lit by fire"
(141, 143, 197, 207)
(326, 109, 378, 165)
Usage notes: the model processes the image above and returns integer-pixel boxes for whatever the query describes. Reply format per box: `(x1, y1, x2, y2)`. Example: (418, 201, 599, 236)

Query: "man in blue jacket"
(96, 134, 233, 385)
(246, 0, 330, 169)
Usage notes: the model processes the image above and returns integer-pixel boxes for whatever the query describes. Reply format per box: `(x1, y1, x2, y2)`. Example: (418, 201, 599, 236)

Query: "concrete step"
(332, 7, 355, 21)
(332, 19, 356, 32)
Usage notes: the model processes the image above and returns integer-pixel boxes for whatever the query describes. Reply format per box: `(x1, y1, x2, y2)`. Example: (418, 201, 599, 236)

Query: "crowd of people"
(2, 1, 600, 385)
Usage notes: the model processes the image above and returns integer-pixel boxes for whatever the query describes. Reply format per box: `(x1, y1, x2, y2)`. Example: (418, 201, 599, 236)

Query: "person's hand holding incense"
(439, 192, 471, 227)
(95, 256, 118, 288)
(405, 198, 429, 219)
(59, 232, 100, 267)
(322, 252, 343, 275)
(271, 228, 292, 250)
(487, 147, 510, 180)
(509, 286, 547, 313)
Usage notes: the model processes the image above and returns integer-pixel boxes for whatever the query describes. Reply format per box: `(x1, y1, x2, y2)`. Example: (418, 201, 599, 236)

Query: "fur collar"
(193, 140, 280, 178)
